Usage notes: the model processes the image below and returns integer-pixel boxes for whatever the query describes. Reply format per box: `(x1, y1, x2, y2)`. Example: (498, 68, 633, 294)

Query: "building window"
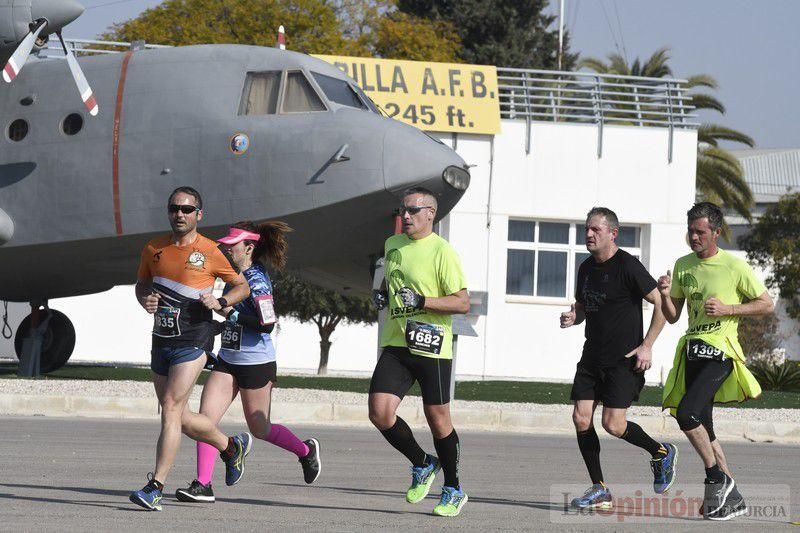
(506, 220, 642, 300)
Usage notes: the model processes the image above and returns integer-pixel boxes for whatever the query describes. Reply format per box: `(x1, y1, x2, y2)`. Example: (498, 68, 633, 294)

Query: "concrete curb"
(2, 393, 799, 444)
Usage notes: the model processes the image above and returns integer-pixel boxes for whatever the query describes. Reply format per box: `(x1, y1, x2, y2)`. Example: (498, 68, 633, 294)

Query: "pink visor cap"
(217, 227, 261, 245)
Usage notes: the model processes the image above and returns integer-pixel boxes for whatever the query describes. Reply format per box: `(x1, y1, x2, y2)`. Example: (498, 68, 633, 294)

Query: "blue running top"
(219, 264, 276, 365)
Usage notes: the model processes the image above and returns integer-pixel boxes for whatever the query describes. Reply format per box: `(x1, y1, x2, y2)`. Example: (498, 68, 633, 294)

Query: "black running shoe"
(708, 495, 747, 521)
(175, 479, 215, 503)
(703, 473, 735, 518)
(299, 438, 321, 484)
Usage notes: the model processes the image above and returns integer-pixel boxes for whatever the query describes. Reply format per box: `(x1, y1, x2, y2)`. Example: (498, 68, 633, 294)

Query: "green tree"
(105, 0, 460, 61)
(272, 273, 377, 375)
(739, 192, 800, 322)
(579, 47, 756, 223)
(396, 0, 576, 69)
(105, 0, 346, 52)
(334, 0, 460, 61)
(738, 314, 782, 359)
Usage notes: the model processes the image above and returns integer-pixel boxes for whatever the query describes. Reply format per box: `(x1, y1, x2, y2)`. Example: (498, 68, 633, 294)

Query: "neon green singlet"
(380, 232, 467, 360)
(670, 248, 767, 347)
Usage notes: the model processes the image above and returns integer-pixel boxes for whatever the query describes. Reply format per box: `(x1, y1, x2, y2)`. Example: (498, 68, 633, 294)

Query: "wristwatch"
(226, 309, 239, 324)
(217, 297, 228, 309)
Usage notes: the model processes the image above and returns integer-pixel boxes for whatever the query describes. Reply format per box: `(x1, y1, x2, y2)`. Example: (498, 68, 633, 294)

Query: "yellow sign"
(314, 55, 500, 135)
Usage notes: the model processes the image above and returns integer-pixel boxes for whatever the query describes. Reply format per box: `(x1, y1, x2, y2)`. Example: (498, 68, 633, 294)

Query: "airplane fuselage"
(0, 45, 468, 301)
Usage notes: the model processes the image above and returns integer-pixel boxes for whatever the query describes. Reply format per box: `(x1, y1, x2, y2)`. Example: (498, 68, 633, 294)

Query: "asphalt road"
(1, 416, 798, 531)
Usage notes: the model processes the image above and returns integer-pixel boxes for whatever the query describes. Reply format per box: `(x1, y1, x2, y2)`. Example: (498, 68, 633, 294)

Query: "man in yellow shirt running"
(659, 202, 774, 521)
(369, 186, 470, 517)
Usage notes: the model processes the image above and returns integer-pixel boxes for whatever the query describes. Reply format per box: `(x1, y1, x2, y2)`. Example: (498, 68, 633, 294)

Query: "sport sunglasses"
(399, 206, 435, 215)
(168, 204, 200, 214)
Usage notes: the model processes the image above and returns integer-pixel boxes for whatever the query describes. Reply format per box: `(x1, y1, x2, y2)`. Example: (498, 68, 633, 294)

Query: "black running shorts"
(570, 358, 645, 408)
(369, 346, 452, 405)
(213, 357, 277, 389)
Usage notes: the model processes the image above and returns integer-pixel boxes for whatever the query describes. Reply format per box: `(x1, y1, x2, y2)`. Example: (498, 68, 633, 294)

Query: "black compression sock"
(433, 429, 460, 489)
(379, 417, 427, 468)
(620, 422, 665, 457)
(705, 464, 724, 482)
(576, 427, 604, 485)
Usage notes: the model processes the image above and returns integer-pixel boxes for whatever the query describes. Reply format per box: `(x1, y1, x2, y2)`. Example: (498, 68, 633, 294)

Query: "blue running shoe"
(223, 432, 253, 486)
(570, 483, 612, 510)
(432, 485, 468, 516)
(129, 473, 163, 511)
(651, 442, 679, 494)
(406, 455, 441, 503)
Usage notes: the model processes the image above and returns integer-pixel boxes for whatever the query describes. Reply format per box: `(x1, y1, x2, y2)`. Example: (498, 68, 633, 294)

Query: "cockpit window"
(282, 71, 326, 113)
(312, 72, 367, 110)
(239, 71, 281, 116)
(352, 84, 380, 114)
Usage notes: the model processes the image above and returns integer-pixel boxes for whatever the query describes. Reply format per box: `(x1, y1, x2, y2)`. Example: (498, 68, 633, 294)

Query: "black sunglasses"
(399, 206, 434, 215)
(168, 204, 200, 215)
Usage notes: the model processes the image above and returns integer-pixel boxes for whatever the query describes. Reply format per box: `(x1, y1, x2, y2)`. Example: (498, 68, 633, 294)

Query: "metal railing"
(497, 68, 698, 160)
(36, 38, 170, 58)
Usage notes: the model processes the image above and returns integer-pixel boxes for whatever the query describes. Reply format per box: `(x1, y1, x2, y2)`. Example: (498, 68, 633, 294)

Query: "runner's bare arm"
(642, 288, 666, 347)
(658, 270, 683, 323)
(706, 290, 774, 317)
(559, 302, 584, 328)
(625, 288, 666, 372)
(422, 289, 470, 314)
(225, 273, 250, 305)
(135, 278, 160, 313)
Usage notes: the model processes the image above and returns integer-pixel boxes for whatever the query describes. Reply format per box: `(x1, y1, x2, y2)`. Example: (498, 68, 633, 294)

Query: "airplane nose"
(0, 208, 14, 246)
(382, 122, 469, 195)
(30, 0, 84, 35)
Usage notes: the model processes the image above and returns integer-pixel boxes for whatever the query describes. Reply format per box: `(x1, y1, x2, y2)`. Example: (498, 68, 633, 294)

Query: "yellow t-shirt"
(670, 248, 767, 347)
(662, 248, 766, 409)
(380, 232, 467, 359)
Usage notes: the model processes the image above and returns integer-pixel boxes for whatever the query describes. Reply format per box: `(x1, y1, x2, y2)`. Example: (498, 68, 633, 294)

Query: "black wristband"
(217, 297, 228, 309)
(416, 295, 426, 310)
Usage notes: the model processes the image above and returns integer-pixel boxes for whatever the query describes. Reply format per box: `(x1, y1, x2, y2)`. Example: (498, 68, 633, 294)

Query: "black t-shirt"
(575, 249, 657, 367)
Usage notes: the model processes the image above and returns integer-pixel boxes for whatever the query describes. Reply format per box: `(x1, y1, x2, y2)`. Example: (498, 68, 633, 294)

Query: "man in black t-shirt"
(559, 207, 676, 510)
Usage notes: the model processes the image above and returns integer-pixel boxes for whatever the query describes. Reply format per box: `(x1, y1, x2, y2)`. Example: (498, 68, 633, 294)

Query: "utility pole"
(558, 0, 566, 70)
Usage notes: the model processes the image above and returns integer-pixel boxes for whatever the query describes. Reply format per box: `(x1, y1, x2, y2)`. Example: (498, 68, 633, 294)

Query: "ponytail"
(231, 220, 292, 271)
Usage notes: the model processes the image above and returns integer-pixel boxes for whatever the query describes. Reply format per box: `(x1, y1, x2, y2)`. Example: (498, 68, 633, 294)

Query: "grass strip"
(0, 363, 796, 409)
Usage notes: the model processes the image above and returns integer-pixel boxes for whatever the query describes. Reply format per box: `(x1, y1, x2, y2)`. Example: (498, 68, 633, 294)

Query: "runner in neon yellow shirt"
(659, 202, 774, 521)
(369, 186, 470, 517)
(380, 230, 466, 360)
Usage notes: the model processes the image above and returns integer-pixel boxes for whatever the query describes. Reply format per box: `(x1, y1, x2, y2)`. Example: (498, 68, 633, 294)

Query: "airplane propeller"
(56, 31, 98, 116)
(2, 19, 98, 117)
(2, 19, 48, 83)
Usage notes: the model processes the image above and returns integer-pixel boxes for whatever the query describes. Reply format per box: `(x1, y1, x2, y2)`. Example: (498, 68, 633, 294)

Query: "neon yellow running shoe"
(406, 455, 441, 503)
(432, 485, 468, 517)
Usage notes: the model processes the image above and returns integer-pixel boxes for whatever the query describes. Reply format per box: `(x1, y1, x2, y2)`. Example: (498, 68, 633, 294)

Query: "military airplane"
(0, 3, 471, 372)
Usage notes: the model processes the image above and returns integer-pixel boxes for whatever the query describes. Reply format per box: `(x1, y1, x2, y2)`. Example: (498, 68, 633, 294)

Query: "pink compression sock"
(196, 441, 218, 485)
(266, 424, 310, 458)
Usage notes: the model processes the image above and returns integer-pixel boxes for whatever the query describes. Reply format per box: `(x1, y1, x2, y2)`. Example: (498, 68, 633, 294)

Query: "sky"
(69, 0, 799, 150)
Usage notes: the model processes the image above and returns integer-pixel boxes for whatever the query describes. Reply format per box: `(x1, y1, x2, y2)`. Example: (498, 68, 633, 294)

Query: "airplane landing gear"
(14, 302, 75, 376)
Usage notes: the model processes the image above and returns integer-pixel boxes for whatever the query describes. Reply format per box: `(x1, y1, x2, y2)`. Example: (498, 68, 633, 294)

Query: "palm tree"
(579, 47, 755, 223)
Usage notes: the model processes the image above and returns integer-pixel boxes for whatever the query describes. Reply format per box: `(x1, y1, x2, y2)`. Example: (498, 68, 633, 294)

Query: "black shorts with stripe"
(369, 346, 452, 405)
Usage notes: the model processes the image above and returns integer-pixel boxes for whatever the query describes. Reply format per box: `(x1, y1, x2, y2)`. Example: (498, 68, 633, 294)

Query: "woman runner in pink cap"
(175, 220, 322, 503)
